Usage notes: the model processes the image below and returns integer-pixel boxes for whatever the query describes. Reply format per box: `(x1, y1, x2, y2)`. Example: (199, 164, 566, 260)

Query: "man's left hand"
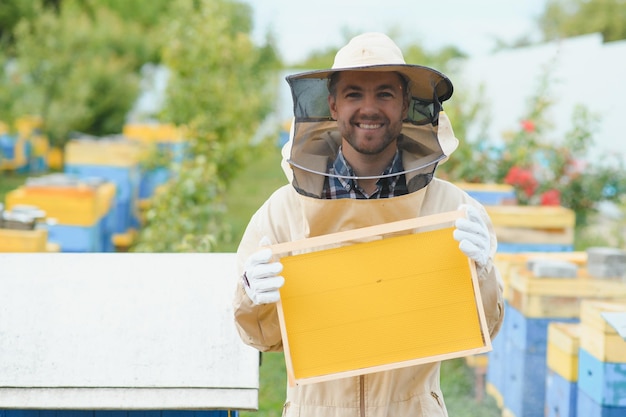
(453, 204, 491, 269)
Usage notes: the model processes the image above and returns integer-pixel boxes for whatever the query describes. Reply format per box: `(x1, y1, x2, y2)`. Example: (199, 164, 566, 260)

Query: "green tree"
(133, 0, 280, 252)
(0, 0, 147, 145)
(0, 0, 60, 55)
(538, 0, 626, 42)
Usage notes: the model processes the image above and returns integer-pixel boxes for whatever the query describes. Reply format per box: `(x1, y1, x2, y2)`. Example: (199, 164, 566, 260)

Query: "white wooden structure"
(457, 33, 626, 164)
(0, 253, 259, 411)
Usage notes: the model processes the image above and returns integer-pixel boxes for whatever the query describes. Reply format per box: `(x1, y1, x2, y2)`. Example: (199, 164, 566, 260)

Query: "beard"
(340, 116, 403, 155)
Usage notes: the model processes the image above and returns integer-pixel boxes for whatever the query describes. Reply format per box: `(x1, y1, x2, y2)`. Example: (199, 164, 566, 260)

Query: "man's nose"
(360, 93, 379, 114)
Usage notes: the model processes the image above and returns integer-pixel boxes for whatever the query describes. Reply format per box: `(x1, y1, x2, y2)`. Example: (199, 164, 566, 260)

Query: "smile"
(357, 123, 383, 129)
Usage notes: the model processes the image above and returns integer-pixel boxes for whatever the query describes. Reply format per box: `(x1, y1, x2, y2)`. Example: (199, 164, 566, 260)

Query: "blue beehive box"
(502, 342, 547, 417)
(577, 387, 626, 417)
(578, 348, 626, 408)
(454, 182, 517, 206)
(486, 301, 511, 398)
(64, 164, 140, 234)
(506, 304, 578, 354)
(498, 242, 575, 253)
(47, 223, 103, 252)
(139, 167, 171, 200)
(488, 304, 578, 417)
(546, 369, 578, 417)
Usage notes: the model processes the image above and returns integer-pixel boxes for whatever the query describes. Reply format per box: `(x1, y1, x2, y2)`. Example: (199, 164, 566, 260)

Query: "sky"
(248, 0, 548, 65)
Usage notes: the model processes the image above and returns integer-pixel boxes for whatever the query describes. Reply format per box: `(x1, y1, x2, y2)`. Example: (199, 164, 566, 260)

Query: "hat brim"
(287, 64, 453, 103)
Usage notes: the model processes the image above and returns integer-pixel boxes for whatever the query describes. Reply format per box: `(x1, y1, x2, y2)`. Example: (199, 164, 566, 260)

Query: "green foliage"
(132, 0, 280, 253)
(440, 66, 626, 228)
(440, 359, 501, 417)
(0, 0, 174, 145)
(215, 143, 287, 252)
(240, 352, 287, 417)
(0, 0, 144, 146)
(539, 0, 626, 42)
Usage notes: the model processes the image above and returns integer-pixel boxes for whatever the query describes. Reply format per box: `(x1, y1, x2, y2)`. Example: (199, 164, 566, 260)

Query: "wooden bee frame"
(270, 210, 492, 386)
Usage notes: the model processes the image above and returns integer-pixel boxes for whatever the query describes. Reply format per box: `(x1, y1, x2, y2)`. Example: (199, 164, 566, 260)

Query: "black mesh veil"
(283, 70, 453, 198)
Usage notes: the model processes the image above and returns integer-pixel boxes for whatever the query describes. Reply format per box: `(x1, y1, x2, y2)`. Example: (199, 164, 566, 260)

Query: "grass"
(0, 171, 28, 204)
(224, 144, 502, 417)
(239, 351, 501, 417)
(217, 144, 288, 252)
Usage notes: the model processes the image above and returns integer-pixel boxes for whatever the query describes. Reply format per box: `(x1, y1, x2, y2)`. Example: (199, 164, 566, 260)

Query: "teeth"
(359, 123, 381, 129)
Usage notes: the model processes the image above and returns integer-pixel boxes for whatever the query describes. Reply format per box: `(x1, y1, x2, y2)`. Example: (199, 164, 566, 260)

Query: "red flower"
(504, 166, 538, 197)
(521, 119, 535, 133)
(540, 189, 561, 206)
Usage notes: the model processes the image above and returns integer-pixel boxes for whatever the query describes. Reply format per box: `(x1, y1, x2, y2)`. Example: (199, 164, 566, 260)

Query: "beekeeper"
(233, 32, 504, 417)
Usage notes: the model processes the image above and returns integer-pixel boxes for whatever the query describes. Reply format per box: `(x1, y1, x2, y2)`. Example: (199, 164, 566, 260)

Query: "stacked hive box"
(546, 322, 580, 417)
(577, 300, 626, 417)
(455, 182, 517, 206)
(486, 253, 585, 412)
(488, 256, 626, 417)
(486, 205, 576, 253)
(122, 123, 187, 204)
(0, 133, 29, 172)
(64, 136, 144, 243)
(0, 228, 49, 252)
(0, 116, 49, 173)
(0, 205, 52, 252)
(5, 175, 116, 252)
(483, 205, 577, 411)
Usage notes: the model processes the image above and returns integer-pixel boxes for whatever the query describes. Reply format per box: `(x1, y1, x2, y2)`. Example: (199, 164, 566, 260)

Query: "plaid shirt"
(322, 148, 408, 199)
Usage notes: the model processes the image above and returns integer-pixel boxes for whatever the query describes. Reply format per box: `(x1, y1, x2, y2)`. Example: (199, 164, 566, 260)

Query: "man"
(233, 32, 504, 417)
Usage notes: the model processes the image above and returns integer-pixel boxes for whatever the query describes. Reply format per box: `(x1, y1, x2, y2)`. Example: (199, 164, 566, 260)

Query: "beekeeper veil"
(283, 32, 458, 198)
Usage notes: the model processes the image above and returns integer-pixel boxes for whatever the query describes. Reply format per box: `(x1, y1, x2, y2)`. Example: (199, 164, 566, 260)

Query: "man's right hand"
(242, 237, 284, 305)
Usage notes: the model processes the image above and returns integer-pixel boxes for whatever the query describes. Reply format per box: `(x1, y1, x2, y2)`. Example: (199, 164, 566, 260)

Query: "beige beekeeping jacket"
(233, 118, 505, 417)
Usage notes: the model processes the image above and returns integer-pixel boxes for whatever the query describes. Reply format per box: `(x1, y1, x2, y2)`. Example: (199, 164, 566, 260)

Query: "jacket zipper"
(431, 391, 442, 407)
(360, 375, 366, 417)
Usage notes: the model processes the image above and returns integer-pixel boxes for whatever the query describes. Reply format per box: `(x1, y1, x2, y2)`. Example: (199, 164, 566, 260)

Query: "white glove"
(453, 204, 491, 270)
(242, 237, 284, 305)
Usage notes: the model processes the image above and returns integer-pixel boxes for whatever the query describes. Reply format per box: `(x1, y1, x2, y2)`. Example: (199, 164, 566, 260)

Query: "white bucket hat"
(284, 32, 458, 197)
(288, 32, 453, 105)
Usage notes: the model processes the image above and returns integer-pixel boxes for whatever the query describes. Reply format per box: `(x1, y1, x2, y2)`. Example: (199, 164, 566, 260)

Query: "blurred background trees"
(0, 0, 281, 251)
(1, 0, 625, 251)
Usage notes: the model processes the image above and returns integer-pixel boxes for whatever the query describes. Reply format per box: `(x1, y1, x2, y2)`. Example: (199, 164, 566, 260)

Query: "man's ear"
(328, 95, 338, 119)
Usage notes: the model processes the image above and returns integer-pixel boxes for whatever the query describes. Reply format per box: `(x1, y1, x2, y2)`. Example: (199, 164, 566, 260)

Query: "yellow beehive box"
(15, 115, 43, 137)
(547, 322, 580, 381)
(486, 205, 575, 245)
(495, 252, 587, 300)
(123, 123, 185, 144)
(455, 182, 515, 193)
(270, 211, 491, 386)
(0, 228, 48, 252)
(64, 138, 145, 167)
(508, 268, 626, 318)
(47, 147, 64, 170)
(5, 182, 116, 226)
(580, 300, 626, 363)
(486, 205, 576, 229)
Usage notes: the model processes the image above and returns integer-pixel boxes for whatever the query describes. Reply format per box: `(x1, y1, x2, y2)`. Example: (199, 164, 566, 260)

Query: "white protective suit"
(233, 51, 505, 417)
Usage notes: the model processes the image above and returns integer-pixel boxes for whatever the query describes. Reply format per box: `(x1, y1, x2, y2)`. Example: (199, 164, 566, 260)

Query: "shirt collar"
(332, 147, 404, 189)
